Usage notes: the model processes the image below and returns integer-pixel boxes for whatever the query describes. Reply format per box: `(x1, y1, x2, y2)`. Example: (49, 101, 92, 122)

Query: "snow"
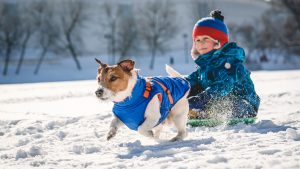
(1, 55, 300, 168)
(1, 0, 299, 167)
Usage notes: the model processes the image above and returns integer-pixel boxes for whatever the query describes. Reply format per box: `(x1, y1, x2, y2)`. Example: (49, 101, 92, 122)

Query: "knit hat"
(192, 10, 229, 47)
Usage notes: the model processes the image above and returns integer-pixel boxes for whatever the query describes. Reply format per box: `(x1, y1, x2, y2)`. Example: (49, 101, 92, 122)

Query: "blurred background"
(0, 0, 299, 84)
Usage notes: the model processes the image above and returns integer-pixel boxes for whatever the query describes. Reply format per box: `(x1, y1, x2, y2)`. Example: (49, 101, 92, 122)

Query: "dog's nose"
(95, 88, 104, 97)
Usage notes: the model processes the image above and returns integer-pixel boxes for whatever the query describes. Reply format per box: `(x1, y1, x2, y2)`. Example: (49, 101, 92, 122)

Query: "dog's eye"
(109, 76, 118, 82)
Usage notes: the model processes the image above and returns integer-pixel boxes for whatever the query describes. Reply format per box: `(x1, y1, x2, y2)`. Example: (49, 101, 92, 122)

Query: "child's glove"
(188, 92, 212, 110)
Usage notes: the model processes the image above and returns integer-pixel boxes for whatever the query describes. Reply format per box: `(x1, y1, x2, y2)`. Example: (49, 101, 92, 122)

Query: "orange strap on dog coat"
(143, 78, 174, 105)
(143, 79, 152, 98)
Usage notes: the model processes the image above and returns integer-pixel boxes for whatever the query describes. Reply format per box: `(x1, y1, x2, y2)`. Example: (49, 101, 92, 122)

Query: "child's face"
(194, 36, 217, 55)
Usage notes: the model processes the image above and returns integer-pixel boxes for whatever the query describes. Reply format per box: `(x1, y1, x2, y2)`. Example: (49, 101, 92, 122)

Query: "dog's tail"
(165, 64, 182, 77)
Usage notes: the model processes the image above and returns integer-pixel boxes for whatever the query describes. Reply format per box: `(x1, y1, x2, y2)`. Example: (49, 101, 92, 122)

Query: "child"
(186, 10, 260, 119)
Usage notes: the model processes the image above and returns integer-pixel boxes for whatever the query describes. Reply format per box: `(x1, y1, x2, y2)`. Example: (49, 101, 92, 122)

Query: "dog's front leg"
(138, 95, 161, 138)
(107, 116, 123, 140)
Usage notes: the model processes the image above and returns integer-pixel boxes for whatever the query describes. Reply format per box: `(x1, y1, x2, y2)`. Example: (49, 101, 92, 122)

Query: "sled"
(187, 117, 256, 127)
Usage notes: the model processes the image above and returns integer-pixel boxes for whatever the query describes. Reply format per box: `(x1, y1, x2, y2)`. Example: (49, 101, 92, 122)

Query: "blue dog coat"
(112, 75, 190, 131)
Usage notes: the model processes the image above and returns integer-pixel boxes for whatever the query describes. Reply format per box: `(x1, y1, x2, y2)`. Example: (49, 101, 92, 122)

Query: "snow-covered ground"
(1, 57, 300, 168)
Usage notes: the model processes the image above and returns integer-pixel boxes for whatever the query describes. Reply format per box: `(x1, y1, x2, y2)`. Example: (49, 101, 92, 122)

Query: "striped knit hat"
(193, 10, 229, 47)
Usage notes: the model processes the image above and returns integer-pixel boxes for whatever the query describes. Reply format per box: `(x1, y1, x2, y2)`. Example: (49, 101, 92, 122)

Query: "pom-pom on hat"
(192, 10, 229, 47)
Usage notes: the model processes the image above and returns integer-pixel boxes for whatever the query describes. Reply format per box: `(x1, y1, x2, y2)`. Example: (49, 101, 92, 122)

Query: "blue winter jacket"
(113, 76, 190, 131)
(186, 42, 260, 111)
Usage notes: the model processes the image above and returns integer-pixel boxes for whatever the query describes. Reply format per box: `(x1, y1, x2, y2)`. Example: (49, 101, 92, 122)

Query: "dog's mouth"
(96, 94, 110, 101)
(95, 87, 115, 101)
(99, 97, 109, 100)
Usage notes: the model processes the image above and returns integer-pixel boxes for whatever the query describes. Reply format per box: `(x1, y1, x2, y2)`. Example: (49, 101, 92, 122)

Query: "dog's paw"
(170, 136, 183, 142)
(146, 130, 154, 138)
(106, 128, 117, 141)
(138, 128, 154, 138)
(170, 132, 187, 142)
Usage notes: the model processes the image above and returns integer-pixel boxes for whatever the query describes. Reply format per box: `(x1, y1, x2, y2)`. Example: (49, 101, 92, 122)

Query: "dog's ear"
(118, 59, 135, 72)
(95, 58, 107, 68)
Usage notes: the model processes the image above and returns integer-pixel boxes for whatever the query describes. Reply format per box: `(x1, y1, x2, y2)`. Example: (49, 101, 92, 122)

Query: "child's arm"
(201, 62, 248, 99)
(185, 70, 200, 88)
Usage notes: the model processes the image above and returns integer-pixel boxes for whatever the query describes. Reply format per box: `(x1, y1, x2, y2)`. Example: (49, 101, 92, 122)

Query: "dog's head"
(95, 58, 135, 101)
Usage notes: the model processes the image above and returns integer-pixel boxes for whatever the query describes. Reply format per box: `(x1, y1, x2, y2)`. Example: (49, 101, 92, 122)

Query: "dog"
(95, 58, 190, 142)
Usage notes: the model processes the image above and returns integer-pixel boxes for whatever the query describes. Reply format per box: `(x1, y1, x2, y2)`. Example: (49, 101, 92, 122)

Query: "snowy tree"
(116, 4, 137, 61)
(0, 3, 4, 60)
(15, 1, 38, 75)
(280, 0, 300, 54)
(265, 0, 300, 55)
(101, 1, 119, 64)
(189, 0, 215, 25)
(101, 2, 137, 63)
(33, 0, 60, 75)
(137, 0, 177, 69)
(0, 2, 21, 76)
(281, 0, 300, 31)
(55, 0, 90, 70)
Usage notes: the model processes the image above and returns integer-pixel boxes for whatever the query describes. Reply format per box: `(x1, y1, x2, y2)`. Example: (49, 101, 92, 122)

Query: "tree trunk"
(150, 47, 156, 70)
(110, 23, 116, 64)
(34, 48, 47, 75)
(69, 44, 81, 70)
(66, 34, 81, 70)
(184, 41, 189, 64)
(15, 34, 31, 74)
(112, 35, 115, 64)
(2, 45, 12, 76)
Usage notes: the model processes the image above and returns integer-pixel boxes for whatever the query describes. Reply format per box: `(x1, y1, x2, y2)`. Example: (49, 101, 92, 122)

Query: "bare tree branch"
(281, 0, 300, 30)
(0, 2, 22, 76)
(56, 0, 90, 70)
(15, 1, 37, 74)
(33, 0, 60, 75)
(137, 0, 177, 69)
(116, 4, 137, 61)
(189, 0, 215, 25)
(101, 1, 119, 64)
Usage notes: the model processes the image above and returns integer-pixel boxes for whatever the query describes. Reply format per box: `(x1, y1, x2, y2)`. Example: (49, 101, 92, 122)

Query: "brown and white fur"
(95, 59, 189, 142)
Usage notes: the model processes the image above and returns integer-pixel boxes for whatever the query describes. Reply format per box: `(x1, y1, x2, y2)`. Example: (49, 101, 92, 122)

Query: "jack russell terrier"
(95, 59, 190, 142)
